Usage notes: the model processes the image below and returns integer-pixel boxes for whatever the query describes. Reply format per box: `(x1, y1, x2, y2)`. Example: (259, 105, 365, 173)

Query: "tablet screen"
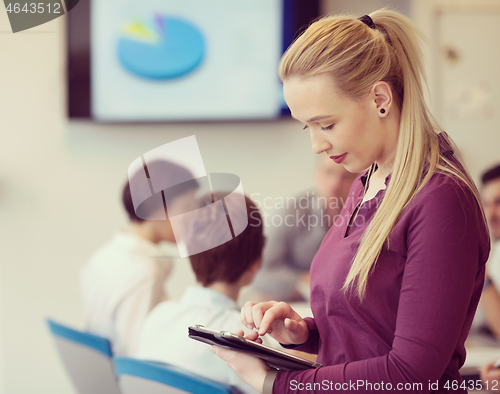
(188, 325, 322, 371)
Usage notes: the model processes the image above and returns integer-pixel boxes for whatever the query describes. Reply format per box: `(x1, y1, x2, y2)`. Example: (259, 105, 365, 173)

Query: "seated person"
(244, 156, 357, 302)
(136, 193, 275, 394)
(79, 160, 198, 355)
(478, 164, 500, 340)
(478, 165, 500, 387)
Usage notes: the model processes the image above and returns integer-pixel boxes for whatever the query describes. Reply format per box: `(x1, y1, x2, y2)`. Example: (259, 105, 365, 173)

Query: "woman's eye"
(321, 124, 335, 131)
(302, 125, 309, 130)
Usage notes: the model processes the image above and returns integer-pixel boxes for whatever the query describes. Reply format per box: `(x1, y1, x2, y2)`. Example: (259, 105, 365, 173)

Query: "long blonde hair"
(279, 9, 486, 300)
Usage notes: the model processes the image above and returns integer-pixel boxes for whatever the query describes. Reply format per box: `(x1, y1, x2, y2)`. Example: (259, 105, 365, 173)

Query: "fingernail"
(247, 324, 253, 329)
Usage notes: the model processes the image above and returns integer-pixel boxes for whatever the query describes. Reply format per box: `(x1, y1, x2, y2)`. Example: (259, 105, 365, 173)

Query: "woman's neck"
(375, 107, 400, 176)
(372, 163, 392, 183)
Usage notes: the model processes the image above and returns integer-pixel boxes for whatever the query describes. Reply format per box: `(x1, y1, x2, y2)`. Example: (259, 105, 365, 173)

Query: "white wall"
(0, 9, 316, 394)
(1, 1, 500, 393)
(321, 0, 411, 17)
(412, 0, 500, 180)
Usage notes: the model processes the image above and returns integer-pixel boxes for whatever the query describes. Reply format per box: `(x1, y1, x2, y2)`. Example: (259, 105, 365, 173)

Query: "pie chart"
(117, 15, 205, 80)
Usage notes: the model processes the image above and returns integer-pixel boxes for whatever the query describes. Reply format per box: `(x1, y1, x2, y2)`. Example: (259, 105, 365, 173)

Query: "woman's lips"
(330, 153, 347, 164)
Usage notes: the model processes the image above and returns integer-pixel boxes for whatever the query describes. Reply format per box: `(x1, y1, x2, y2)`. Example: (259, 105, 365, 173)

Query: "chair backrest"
(114, 357, 233, 394)
(47, 318, 121, 394)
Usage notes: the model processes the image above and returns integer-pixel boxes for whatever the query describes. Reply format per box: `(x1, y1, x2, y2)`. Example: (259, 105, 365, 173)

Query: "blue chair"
(114, 357, 233, 394)
(47, 319, 121, 394)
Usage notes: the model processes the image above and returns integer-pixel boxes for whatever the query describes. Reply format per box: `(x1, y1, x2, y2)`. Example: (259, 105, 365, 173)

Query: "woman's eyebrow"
(290, 114, 334, 122)
(307, 115, 334, 122)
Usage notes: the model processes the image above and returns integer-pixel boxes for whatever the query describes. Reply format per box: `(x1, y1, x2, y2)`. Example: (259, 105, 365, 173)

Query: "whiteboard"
(91, 0, 283, 121)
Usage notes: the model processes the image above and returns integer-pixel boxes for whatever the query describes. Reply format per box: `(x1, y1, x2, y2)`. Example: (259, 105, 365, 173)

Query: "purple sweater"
(271, 136, 490, 393)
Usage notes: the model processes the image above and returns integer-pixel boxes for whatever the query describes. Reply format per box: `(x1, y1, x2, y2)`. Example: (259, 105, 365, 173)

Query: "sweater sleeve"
(280, 318, 320, 355)
(271, 181, 487, 393)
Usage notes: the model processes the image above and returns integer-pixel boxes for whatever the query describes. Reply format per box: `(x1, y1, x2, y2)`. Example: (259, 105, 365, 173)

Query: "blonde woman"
(210, 9, 491, 394)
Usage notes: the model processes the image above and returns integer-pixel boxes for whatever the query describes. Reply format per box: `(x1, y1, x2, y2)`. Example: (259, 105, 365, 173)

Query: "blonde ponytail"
(279, 9, 487, 300)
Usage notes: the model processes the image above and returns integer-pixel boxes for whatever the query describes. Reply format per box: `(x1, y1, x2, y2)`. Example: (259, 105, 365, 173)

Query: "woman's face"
(283, 73, 396, 174)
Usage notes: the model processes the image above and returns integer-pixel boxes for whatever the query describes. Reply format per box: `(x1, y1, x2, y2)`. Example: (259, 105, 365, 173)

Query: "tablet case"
(188, 325, 322, 371)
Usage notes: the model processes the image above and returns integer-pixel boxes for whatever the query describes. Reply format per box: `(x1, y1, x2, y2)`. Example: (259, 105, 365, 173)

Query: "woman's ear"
(372, 81, 393, 117)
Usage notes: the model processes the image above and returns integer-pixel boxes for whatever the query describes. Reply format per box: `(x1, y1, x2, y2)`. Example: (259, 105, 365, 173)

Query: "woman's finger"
(244, 331, 260, 341)
(242, 301, 258, 329)
(259, 302, 293, 335)
(250, 301, 277, 331)
(284, 317, 298, 330)
(251, 303, 265, 330)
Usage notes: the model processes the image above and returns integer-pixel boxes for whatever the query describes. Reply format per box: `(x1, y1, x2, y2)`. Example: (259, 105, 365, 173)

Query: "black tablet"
(188, 324, 322, 371)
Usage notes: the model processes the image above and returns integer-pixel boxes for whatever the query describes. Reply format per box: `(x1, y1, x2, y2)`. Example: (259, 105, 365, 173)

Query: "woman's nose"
(310, 128, 331, 155)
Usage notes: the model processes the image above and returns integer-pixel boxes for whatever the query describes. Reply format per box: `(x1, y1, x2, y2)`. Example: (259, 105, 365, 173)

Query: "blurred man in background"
(479, 164, 500, 338)
(80, 160, 198, 355)
(477, 164, 500, 386)
(242, 155, 358, 303)
(136, 193, 276, 394)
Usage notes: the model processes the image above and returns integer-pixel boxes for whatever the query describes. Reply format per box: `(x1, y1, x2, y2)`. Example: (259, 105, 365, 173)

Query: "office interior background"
(1, 0, 499, 392)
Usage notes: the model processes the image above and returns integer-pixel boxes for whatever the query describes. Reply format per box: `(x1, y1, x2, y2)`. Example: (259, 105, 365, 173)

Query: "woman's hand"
(241, 301, 309, 345)
(210, 330, 271, 393)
